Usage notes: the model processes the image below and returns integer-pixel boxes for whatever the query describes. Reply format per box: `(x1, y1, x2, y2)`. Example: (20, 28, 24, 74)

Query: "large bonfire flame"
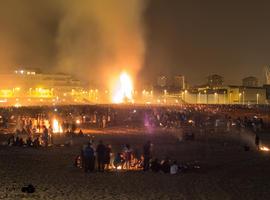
(112, 72, 134, 103)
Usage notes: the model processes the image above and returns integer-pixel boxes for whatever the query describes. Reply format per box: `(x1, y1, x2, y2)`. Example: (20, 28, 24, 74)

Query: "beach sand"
(0, 129, 270, 200)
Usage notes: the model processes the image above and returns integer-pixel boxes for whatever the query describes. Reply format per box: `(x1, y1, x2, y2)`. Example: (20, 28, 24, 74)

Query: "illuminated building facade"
(0, 69, 84, 106)
(242, 76, 258, 87)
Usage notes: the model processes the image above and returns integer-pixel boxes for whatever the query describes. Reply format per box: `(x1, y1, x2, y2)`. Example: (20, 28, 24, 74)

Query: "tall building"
(265, 66, 270, 85)
(173, 75, 185, 89)
(207, 74, 224, 87)
(242, 76, 258, 87)
(157, 75, 168, 87)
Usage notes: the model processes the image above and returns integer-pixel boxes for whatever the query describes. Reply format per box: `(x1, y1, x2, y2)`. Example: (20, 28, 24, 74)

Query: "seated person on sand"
(170, 160, 178, 175)
(150, 158, 161, 172)
(18, 138, 24, 147)
(122, 144, 133, 170)
(7, 135, 15, 146)
(113, 153, 124, 170)
(74, 155, 82, 168)
(33, 137, 40, 148)
(26, 137, 33, 147)
(160, 158, 171, 173)
(104, 144, 112, 170)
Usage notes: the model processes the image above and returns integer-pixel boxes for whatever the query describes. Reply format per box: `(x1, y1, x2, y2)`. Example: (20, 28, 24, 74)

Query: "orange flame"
(112, 72, 133, 103)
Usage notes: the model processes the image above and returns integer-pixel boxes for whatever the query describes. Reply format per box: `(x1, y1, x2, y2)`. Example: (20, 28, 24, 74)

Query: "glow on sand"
(52, 119, 63, 133)
(112, 72, 134, 103)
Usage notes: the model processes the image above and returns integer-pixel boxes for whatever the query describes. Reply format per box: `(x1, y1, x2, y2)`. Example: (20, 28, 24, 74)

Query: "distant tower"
(157, 76, 168, 87)
(207, 74, 224, 88)
(174, 75, 185, 89)
(242, 76, 258, 87)
(265, 66, 270, 85)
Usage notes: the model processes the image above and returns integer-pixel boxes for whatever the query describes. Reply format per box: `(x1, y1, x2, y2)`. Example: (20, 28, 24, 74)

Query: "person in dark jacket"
(161, 158, 171, 173)
(150, 158, 161, 172)
(96, 140, 106, 172)
(104, 144, 112, 170)
(255, 134, 260, 150)
(84, 143, 95, 173)
(143, 141, 152, 171)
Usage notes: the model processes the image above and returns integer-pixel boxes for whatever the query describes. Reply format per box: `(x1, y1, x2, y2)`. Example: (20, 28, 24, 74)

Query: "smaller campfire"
(52, 119, 63, 133)
(260, 146, 270, 152)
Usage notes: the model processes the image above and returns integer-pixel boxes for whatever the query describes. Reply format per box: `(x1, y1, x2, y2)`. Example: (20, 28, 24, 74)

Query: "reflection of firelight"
(112, 72, 133, 103)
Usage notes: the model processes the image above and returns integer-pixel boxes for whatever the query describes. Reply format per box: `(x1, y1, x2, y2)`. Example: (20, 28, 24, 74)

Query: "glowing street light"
(214, 92, 217, 104)
(239, 93, 242, 104)
(242, 91, 245, 105)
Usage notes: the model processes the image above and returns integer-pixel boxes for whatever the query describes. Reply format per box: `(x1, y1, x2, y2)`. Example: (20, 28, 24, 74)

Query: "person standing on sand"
(84, 143, 95, 173)
(42, 126, 49, 147)
(255, 134, 260, 150)
(104, 144, 112, 170)
(96, 140, 106, 172)
(143, 141, 152, 171)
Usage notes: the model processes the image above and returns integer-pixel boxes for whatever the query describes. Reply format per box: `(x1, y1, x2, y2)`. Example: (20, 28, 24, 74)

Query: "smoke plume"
(57, 0, 147, 88)
(0, 0, 61, 71)
(0, 0, 147, 88)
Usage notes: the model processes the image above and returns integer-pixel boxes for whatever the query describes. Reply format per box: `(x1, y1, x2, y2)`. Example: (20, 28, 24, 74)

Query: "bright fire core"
(112, 72, 134, 103)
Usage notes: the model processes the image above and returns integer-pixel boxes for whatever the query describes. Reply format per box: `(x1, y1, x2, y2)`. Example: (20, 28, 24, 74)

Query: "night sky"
(1, 0, 270, 86)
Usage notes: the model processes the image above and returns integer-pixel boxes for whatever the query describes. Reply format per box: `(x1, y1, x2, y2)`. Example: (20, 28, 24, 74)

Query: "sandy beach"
(0, 129, 270, 200)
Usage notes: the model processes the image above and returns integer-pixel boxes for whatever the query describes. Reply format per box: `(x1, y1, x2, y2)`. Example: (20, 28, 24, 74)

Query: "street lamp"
(242, 91, 245, 105)
(239, 93, 242, 104)
(214, 92, 218, 104)
(198, 92, 201, 104)
(184, 90, 187, 102)
(229, 91, 232, 104)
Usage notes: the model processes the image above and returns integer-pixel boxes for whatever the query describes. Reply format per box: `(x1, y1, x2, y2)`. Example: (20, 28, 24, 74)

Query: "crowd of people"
(76, 140, 197, 175)
(0, 104, 268, 135)
(6, 125, 52, 148)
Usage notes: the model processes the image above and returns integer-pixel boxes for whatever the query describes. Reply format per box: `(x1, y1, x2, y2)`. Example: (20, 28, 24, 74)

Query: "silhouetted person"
(143, 141, 152, 171)
(170, 160, 178, 175)
(7, 135, 14, 146)
(96, 140, 106, 172)
(161, 158, 170, 173)
(113, 153, 123, 170)
(18, 138, 24, 147)
(14, 136, 20, 146)
(84, 143, 95, 173)
(78, 129, 83, 136)
(255, 134, 260, 150)
(42, 126, 49, 147)
(151, 158, 161, 172)
(26, 137, 32, 147)
(33, 138, 40, 148)
(123, 144, 132, 169)
(104, 144, 112, 170)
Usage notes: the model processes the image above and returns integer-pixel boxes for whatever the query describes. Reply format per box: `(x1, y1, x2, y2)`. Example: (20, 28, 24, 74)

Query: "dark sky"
(143, 0, 270, 85)
(1, 0, 270, 86)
